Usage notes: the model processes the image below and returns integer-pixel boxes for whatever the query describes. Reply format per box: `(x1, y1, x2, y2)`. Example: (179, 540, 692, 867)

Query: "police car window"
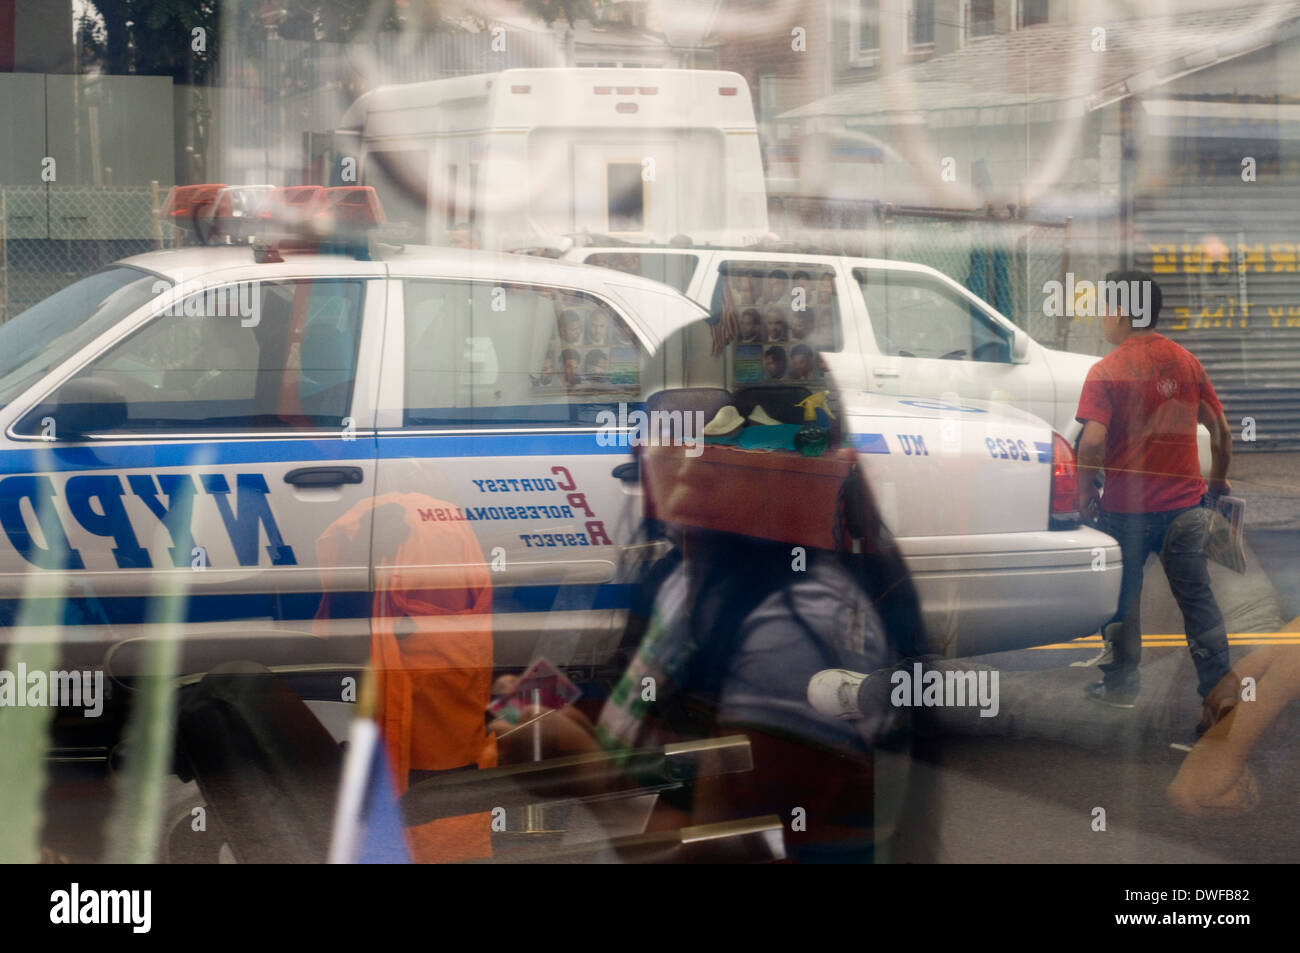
(856, 269, 1011, 364)
(403, 280, 643, 426)
(21, 279, 364, 433)
(584, 252, 699, 294)
(0, 267, 166, 408)
(715, 261, 840, 387)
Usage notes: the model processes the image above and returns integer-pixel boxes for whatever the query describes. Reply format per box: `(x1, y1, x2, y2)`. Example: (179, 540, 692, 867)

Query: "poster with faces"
(723, 269, 835, 385)
(536, 297, 639, 392)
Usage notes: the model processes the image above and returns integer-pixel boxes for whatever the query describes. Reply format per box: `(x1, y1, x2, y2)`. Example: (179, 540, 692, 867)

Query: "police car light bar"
(211, 185, 275, 243)
(164, 183, 386, 257)
(160, 183, 228, 242)
(314, 186, 385, 230)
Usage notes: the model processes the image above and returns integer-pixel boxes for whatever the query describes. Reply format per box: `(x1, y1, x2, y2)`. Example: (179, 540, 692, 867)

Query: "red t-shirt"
(1075, 333, 1222, 514)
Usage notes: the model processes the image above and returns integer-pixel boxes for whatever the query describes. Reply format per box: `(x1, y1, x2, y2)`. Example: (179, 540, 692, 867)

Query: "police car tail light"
(1049, 431, 1079, 528)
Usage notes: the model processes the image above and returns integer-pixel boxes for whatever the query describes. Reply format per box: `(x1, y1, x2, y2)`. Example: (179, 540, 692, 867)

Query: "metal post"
(1058, 216, 1073, 350)
(150, 180, 163, 250)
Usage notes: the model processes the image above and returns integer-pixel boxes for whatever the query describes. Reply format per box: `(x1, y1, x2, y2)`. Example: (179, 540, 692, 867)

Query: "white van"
(336, 69, 770, 251)
(561, 244, 1213, 468)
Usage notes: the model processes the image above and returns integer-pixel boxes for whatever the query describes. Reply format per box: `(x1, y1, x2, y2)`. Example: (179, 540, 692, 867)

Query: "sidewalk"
(1229, 450, 1300, 531)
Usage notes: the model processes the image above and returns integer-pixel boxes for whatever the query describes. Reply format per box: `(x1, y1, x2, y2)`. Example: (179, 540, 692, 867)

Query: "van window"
(714, 261, 841, 386)
(584, 252, 699, 294)
(403, 280, 644, 427)
(606, 163, 646, 232)
(855, 268, 1011, 364)
(19, 280, 364, 433)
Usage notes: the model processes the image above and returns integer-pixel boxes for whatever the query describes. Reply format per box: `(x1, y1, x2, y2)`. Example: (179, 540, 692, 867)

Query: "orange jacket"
(316, 492, 498, 861)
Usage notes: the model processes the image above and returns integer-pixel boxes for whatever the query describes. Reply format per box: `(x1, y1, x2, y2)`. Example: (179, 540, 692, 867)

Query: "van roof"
(338, 68, 756, 132)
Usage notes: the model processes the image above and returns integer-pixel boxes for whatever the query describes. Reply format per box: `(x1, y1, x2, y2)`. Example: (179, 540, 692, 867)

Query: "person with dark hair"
(790, 343, 816, 380)
(791, 308, 815, 342)
(1075, 270, 1234, 712)
(560, 348, 581, 387)
(738, 308, 762, 343)
(491, 380, 927, 862)
(791, 270, 812, 304)
(582, 348, 609, 382)
(763, 345, 787, 380)
(814, 273, 836, 308)
(762, 270, 790, 308)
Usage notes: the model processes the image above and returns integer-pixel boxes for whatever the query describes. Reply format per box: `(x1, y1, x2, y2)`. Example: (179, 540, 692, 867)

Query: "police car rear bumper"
(896, 526, 1122, 657)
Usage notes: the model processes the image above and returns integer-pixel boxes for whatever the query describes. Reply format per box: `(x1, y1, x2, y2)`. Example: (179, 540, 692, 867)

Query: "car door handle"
(284, 466, 364, 487)
(873, 367, 901, 378)
(612, 461, 640, 482)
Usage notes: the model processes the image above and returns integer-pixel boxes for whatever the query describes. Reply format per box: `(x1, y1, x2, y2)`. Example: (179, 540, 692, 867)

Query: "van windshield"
(0, 266, 167, 408)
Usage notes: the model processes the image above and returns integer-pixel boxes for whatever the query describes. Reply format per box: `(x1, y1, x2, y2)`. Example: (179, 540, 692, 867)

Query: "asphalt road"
(887, 452, 1300, 863)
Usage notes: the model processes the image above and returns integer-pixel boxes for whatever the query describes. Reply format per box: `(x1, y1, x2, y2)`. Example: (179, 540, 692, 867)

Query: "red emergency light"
(313, 186, 386, 230)
(161, 183, 386, 256)
(160, 183, 227, 236)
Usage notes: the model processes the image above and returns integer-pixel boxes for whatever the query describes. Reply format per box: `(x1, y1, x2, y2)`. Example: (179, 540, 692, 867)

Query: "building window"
(1017, 0, 1050, 29)
(965, 0, 997, 40)
(910, 0, 935, 48)
(851, 0, 879, 62)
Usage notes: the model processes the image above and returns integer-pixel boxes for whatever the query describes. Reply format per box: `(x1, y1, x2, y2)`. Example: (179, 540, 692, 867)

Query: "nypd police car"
(0, 185, 1117, 705)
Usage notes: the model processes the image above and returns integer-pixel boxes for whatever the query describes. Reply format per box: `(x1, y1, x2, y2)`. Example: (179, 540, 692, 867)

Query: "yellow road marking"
(1033, 633, 1300, 650)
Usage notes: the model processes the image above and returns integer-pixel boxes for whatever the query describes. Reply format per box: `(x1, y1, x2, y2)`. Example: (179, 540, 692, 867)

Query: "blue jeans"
(1099, 504, 1231, 699)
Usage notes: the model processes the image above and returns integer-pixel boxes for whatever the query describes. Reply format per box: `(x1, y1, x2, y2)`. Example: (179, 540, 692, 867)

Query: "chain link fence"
(0, 185, 181, 322)
(769, 198, 1073, 348)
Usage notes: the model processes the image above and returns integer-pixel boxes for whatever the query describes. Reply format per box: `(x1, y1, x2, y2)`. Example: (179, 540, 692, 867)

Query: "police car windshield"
(0, 266, 167, 407)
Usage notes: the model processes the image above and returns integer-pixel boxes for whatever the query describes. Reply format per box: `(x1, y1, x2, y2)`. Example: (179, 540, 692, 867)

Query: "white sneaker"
(806, 668, 868, 720)
(1070, 623, 1120, 668)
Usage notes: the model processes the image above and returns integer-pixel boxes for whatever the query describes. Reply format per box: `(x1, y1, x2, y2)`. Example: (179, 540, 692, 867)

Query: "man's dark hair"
(1104, 269, 1162, 329)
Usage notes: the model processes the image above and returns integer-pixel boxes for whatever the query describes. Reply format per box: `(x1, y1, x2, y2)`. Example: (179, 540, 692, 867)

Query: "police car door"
(376, 274, 649, 669)
(0, 272, 383, 655)
(852, 265, 1055, 426)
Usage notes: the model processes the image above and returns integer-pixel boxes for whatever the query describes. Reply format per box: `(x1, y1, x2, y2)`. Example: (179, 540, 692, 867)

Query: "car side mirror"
(1010, 329, 1030, 364)
(41, 376, 128, 440)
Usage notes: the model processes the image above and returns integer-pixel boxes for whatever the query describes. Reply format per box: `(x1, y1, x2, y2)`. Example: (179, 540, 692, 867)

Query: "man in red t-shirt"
(1075, 271, 1233, 709)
